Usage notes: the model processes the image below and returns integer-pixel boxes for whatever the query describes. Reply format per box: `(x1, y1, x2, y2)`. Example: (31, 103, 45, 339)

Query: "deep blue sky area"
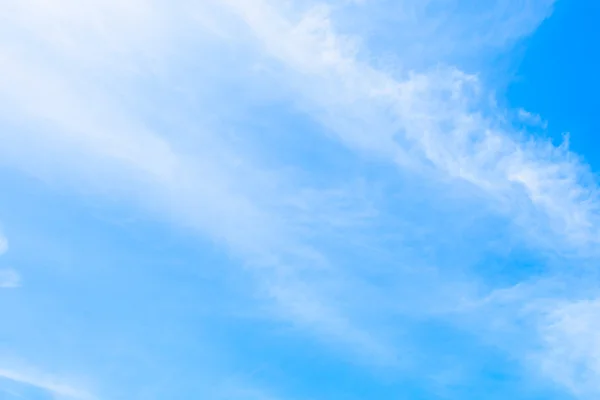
(509, 1, 600, 169)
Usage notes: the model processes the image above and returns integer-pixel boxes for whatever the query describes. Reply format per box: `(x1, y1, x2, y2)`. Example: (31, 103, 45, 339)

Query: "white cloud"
(0, 368, 91, 400)
(216, 1, 600, 394)
(535, 298, 600, 397)
(0, 234, 7, 255)
(222, 0, 598, 255)
(456, 280, 600, 399)
(1, 0, 596, 396)
(0, 269, 20, 289)
(0, 233, 17, 288)
(518, 108, 548, 129)
(330, 0, 555, 70)
(0, 0, 390, 361)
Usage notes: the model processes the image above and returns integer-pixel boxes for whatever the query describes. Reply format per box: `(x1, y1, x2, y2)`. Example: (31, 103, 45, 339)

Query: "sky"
(0, 0, 600, 399)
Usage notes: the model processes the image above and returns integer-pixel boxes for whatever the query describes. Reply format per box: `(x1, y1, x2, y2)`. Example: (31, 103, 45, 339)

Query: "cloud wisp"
(0, 269, 20, 289)
(1, 0, 600, 399)
(0, 233, 19, 289)
(222, 0, 600, 257)
(0, 368, 91, 400)
(0, 233, 7, 256)
(0, 0, 398, 366)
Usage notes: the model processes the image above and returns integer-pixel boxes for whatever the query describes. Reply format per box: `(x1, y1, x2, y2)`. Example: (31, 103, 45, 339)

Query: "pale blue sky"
(1, 1, 600, 399)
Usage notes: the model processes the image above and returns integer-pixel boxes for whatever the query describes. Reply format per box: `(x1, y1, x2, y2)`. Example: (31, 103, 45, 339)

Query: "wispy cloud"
(217, 0, 600, 395)
(518, 108, 549, 129)
(0, 0, 392, 363)
(0, 232, 7, 255)
(533, 297, 600, 397)
(0, 368, 91, 400)
(0, 0, 598, 398)
(325, 0, 555, 72)
(222, 0, 599, 256)
(0, 269, 20, 289)
(0, 233, 19, 288)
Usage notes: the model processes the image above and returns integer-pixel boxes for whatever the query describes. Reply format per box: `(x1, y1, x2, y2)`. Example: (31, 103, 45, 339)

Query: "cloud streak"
(0, 269, 20, 289)
(0, 233, 18, 289)
(0, 368, 91, 400)
(532, 297, 600, 397)
(0, 232, 7, 256)
(1, 0, 599, 398)
(222, 0, 599, 256)
(0, 0, 395, 366)
(218, 1, 600, 395)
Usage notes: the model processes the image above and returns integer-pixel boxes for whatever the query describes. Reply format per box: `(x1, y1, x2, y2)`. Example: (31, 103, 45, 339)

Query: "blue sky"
(1, 0, 600, 399)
